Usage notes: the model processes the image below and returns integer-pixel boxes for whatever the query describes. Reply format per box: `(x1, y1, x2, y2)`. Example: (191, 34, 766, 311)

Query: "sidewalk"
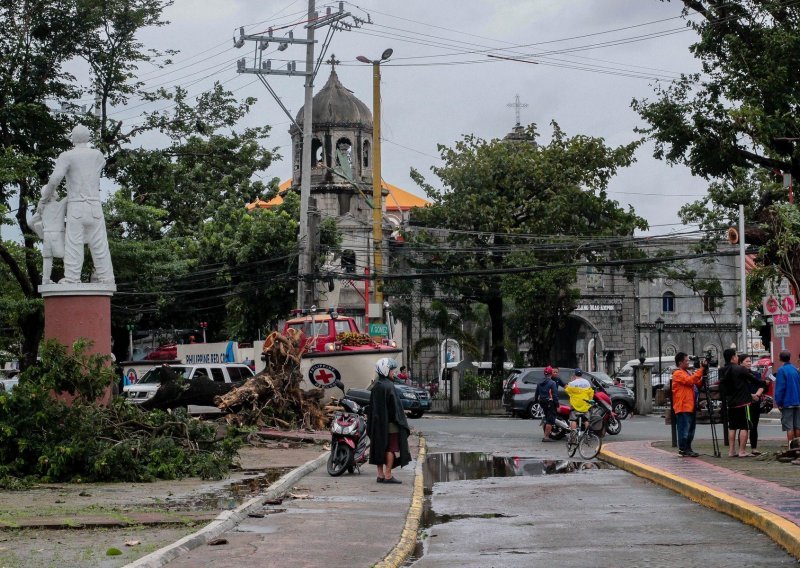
(602, 440, 800, 559)
(161, 439, 422, 568)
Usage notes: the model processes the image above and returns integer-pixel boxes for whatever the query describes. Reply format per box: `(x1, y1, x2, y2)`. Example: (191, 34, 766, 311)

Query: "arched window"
(311, 138, 324, 166)
(662, 291, 676, 313)
(341, 249, 356, 273)
(363, 140, 370, 168)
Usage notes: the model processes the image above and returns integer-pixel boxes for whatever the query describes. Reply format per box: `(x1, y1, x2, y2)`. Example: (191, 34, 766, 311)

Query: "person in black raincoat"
(368, 358, 411, 484)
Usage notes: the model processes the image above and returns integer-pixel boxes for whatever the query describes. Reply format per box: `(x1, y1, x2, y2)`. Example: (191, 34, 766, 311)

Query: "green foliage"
(0, 340, 241, 487)
(460, 371, 492, 400)
(638, 2, 800, 299)
(410, 123, 646, 370)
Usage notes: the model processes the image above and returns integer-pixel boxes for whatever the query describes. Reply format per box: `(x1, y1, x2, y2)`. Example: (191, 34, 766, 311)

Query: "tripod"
(701, 372, 720, 458)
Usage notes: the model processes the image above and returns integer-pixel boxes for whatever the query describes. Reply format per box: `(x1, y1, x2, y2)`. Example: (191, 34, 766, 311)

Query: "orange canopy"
(246, 179, 429, 212)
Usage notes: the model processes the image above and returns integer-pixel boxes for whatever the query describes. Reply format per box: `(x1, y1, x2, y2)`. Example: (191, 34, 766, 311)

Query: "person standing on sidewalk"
(368, 358, 411, 484)
(739, 354, 769, 456)
(671, 352, 706, 457)
(719, 349, 763, 458)
(775, 350, 800, 445)
(537, 367, 559, 442)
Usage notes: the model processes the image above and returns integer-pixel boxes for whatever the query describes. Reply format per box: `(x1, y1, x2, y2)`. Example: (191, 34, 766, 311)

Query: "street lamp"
(638, 346, 646, 365)
(690, 330, 696, 358)
(655, 316, 675, 446)
(356, 48, 392, 311)
(199, 321, 208, 343)
(654, 317, 665, 379)
(591, 330, 599, 372)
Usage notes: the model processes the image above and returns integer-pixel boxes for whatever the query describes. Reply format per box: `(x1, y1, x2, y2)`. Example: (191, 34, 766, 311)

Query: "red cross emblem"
(309, 364, 340, 388)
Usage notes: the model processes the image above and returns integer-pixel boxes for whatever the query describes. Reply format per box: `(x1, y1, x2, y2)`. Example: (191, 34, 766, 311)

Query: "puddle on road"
(182, 467, 292, 511)
(406, 453, 615, 566)
(423, 452, 614, 493)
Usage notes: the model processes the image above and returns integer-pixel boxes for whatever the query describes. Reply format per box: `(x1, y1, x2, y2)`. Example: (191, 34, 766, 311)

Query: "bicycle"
(565, 409, 602, 460)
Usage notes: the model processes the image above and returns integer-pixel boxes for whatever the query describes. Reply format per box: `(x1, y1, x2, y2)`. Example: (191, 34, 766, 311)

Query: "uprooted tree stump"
(214, 330, 329, 430)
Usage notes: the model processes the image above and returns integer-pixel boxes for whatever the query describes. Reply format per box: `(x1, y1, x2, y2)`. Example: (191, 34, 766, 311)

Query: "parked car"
(0, 369, 19, 394)
(345, 377, 431, 418)
(123, 364, 254, 414)
(502, 367, 635, 420)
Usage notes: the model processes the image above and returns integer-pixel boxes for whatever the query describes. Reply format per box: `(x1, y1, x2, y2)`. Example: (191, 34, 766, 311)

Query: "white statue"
(37, 125, 114, 285)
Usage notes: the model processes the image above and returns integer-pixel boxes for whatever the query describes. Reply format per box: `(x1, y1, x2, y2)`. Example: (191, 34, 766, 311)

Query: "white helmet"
(375, 357, 398, 377)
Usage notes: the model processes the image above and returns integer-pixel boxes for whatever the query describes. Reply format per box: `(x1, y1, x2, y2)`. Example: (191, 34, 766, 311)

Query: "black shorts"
(541, 400, 556, 425)
(727, 404, 751, 430)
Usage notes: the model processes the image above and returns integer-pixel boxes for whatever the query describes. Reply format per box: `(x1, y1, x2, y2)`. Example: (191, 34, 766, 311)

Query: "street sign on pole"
(776, 323, 791, 338)
(763, 294, 796, 315)
(774, 314, 790, 325)
(368, 323, 389, 337)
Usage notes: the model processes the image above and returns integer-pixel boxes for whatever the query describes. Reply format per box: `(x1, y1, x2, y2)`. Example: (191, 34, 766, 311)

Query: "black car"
(501, 368, 635, 420)
(345, 377, 431, 418)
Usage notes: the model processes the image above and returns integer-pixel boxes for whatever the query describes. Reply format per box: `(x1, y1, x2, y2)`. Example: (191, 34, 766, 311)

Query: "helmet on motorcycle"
(573, 368, 583, 376)
(543, 366, 553, 377)
(375, 357, 399, 377)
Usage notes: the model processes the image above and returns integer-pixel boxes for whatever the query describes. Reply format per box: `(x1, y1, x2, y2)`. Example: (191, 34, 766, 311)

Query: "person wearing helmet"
(368, 358, 411, 484)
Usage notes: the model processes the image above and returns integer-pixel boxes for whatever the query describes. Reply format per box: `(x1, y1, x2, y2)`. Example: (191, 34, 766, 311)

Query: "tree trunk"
(487, 295, 505, 376)
(19, 309, 43, 371)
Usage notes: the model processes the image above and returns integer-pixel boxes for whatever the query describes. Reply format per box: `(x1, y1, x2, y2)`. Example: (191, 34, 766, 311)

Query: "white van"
(123, 364, 254, 414)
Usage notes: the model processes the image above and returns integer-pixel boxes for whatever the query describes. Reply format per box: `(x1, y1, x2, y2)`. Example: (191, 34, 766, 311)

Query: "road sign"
(368, 323, 389, 337)
(774, 314, 790, 325)
(764, 295, 781, 315)
(763, 295, 796, 315)
(775, 323, 791, 338)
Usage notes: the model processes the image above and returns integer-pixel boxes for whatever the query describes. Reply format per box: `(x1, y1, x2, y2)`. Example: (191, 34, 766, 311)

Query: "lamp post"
(591, 330, 599, 372)
(655, 316, 675, 446)
(638, 346, 646, 365)
(356, 48, 393, 313)
(199, 321, 208, 343)
(126, 323, 135, 361)
(690, 330, 696, 358)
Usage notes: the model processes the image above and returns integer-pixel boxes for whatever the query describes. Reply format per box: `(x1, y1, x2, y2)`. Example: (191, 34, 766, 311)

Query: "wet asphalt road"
(408, 414, 795, 567)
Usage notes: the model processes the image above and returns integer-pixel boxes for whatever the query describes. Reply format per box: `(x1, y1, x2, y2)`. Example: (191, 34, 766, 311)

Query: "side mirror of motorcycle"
(334, 379, 345, 393)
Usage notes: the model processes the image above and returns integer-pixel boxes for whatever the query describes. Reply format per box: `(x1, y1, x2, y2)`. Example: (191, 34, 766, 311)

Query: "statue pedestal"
(40, 283, 116, 355)
(39, 283, 116, 405)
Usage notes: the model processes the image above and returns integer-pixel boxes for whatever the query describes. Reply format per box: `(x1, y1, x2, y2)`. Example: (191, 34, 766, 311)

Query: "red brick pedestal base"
(39, 283, 116, 404)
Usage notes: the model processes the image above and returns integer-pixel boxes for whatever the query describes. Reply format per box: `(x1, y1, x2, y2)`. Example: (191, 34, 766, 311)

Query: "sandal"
(751, 450, 762, 456)
(738, 453, 755, 458)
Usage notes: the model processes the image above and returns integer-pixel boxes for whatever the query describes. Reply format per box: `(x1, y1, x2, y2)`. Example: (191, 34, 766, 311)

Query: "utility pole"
(234, 2, 366, 310)
(739, 204, 747, 350)
(357, 48, 393, 314)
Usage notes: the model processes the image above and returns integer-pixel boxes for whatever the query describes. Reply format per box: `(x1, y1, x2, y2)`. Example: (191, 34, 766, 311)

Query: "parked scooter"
(327, 380, 370, 477)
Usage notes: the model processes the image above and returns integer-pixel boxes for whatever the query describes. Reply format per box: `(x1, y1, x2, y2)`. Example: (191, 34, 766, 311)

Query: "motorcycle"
(543, 390, 621, 439)
(327, 380, 370, 477)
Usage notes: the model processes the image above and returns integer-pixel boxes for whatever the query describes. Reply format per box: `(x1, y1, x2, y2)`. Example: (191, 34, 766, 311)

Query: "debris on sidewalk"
(208, 538, 228, 546)
(215, 330, 331, 430)
(776, 437, 800, 463)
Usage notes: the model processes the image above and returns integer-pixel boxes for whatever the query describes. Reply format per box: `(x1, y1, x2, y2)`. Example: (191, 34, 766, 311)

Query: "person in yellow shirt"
(565, 369, 595, 434)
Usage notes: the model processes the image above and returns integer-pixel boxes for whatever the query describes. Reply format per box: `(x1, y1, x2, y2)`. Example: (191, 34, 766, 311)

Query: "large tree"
(409, 123, 647, 371)
(0, 0, 173, 367)
(634, 0, 800, 295)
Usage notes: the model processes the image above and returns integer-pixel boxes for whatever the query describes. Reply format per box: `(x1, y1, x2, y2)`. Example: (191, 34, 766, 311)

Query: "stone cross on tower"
(326, 54, 341, 70)
(507, 93, 529, 127)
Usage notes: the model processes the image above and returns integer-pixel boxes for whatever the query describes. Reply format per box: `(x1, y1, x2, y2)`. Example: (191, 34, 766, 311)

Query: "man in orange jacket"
(671, 352, 707, 457)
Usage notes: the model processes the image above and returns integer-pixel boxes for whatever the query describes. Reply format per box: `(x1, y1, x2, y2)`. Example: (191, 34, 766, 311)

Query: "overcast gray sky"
(81, 1, 709, 234)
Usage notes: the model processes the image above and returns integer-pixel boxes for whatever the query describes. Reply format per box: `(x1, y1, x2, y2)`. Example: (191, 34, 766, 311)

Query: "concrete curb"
(600, 446, 800, 560)
(123, 451, 329, 568)
(375, 436, 427, 568)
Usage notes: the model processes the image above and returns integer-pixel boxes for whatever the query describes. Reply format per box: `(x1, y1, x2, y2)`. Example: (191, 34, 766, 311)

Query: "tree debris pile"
(215, 330, 329, 430)
(0, 340, 241, 488)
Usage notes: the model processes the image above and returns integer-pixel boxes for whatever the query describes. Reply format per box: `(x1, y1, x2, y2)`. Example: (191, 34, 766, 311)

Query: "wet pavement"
(164, 440, 421, 568)
(411, 416, 796, 567)
(604, 440, 800, 528)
